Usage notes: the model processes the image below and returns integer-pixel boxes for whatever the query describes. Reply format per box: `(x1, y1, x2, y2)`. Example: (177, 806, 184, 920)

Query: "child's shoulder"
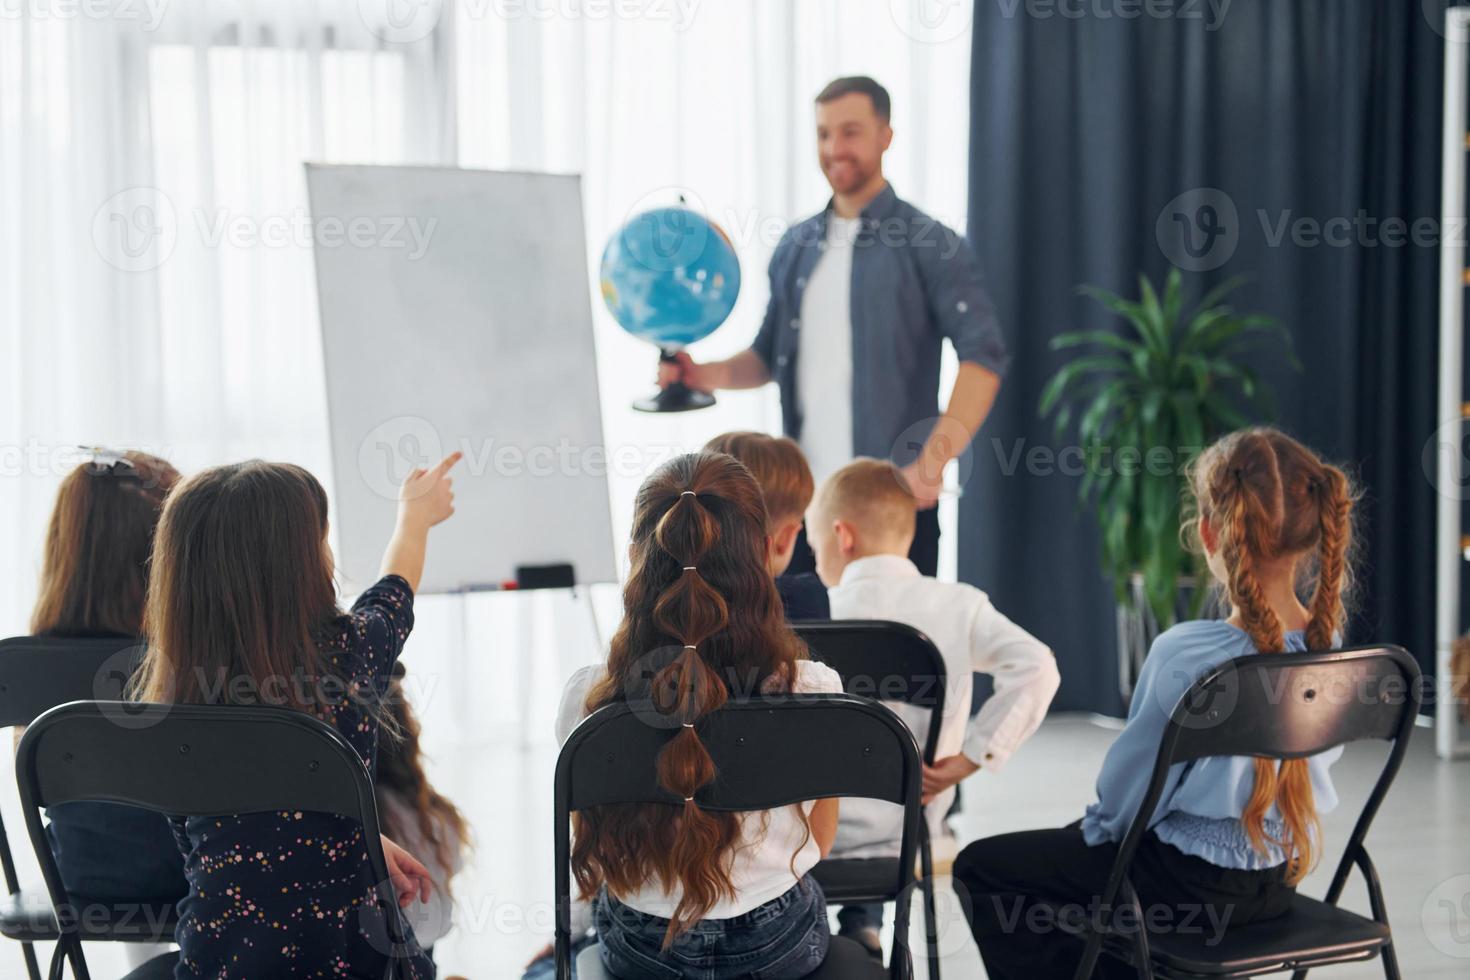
(1145, 619, 1252, 672)
(909, 574, 987, 604)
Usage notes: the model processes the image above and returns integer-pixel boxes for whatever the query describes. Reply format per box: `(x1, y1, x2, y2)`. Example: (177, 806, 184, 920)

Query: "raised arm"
(379, 451, 462, 592)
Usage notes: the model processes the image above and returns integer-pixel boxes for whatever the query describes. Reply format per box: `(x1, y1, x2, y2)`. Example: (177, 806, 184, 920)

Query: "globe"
(599, 206, 741, 350)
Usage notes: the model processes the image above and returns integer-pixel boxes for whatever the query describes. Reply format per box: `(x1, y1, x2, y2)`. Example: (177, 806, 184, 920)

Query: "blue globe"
(600, 206, 741, 349)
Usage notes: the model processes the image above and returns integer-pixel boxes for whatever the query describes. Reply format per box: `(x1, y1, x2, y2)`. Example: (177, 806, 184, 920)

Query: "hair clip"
(681, 490, 696, 498)
(78, 446, 137, 474)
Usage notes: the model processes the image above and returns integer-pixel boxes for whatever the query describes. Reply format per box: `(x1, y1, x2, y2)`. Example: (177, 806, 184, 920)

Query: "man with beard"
(659, 76, 1009, 577)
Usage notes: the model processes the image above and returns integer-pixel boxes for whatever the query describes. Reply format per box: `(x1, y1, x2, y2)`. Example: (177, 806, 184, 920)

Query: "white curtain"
(0, 0, 973, 697)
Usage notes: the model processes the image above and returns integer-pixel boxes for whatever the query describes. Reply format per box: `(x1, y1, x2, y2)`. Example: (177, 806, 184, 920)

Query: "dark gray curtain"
(962, 1, 1446, 714)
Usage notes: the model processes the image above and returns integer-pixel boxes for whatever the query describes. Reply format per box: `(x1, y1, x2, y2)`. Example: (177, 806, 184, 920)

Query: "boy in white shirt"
(807, 458, 1060, 955)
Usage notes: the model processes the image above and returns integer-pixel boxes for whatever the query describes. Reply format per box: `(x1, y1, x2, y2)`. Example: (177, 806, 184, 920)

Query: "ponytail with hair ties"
(648, 485, 736, 945)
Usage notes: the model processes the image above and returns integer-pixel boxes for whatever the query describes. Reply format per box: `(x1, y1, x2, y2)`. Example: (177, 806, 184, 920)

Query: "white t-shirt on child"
(556, 659, 844, 921)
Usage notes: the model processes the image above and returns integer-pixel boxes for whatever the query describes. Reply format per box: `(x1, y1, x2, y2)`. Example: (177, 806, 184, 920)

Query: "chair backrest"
(1109, 646, 1422, 904)
(552, 693, 922, 980)
(0, 635, 143, 729)
(793, 620, 947, 764)
(0, 635, 146, 903)
(14, 701, 408, 980)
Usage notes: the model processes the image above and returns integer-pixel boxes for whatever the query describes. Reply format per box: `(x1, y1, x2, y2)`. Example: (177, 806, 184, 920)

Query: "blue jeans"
(594, 876, 829, 980)
(45, 802, 187, 903)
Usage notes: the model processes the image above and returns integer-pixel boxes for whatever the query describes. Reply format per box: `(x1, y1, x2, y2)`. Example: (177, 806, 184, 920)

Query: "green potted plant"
(1039, 268, 1299, 703)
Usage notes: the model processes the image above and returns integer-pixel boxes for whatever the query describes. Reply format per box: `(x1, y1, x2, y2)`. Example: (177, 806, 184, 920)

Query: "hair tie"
(682, 722, 695, 728)
(684, 795, 695, 802)
(681, 490, 696, 498)
(683, 566, 697, 571)
(683, 644, 697, 650)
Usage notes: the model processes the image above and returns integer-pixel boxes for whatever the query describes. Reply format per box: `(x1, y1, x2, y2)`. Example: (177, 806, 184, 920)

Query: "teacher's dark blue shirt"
(748, 184, 1009, 461)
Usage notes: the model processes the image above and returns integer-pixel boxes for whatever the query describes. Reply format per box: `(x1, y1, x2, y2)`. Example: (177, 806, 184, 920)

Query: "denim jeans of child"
(594, 875, 829, 980)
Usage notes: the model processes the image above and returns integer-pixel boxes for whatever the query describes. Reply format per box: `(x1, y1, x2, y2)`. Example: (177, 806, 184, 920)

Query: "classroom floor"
(8, 593, 1470, 975)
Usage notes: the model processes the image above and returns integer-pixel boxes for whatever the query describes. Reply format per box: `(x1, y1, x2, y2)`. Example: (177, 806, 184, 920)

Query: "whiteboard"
(306, 164, 617, 594)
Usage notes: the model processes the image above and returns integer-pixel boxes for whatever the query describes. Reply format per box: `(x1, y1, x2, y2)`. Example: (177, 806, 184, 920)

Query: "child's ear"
(1199, 515, 1217, 555)
(834, 519, 858, 557)
(771, 520, 800, 558)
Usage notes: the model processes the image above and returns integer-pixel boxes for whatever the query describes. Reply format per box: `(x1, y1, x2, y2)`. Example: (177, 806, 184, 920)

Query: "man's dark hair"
(815, 76, 891, 123)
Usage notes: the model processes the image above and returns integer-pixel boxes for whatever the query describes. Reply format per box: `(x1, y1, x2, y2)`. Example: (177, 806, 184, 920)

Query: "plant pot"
(1114, 572, 1218, 709)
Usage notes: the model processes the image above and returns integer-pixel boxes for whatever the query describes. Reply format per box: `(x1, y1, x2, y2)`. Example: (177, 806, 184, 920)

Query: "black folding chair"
(0, 635, 175, 980)
(554, 693, 925, 980)
(794, 620, 947, 980)
(15, 700, 417, 980)
(1070, 645, 1421, 980)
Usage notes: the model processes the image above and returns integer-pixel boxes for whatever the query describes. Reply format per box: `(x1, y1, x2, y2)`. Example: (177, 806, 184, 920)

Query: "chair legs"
(917, 824, 940, 980)
(20, 940, 40, 980)
(920, 876, 939, 979)
(1379, 941, 1401, 980)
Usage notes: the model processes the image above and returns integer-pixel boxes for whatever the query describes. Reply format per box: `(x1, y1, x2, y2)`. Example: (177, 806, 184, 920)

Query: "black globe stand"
(633, 348, 716, 413)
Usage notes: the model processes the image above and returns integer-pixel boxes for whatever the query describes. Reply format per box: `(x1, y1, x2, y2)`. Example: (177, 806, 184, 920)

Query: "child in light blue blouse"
(953, 428, 1355, 980)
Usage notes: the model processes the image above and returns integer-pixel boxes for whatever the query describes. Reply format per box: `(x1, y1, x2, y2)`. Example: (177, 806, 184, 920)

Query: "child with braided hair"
(953, 428, 1357, 979)
(547, 451, 844, 979)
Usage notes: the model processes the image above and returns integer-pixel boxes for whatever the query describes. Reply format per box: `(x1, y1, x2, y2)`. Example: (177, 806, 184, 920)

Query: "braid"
(1211, 464, 1293, 869)
(1217, 464, 1285, 655)
(649, 487, 735, 945)
(1304, 466, 1351, 652)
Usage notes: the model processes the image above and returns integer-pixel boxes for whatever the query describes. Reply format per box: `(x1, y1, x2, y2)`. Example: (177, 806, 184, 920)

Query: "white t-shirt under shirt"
(796, 215, 862, 486)
(555, 659, 844, 921)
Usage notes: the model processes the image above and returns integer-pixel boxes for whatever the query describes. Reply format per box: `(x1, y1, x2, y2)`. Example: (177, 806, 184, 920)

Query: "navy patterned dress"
(169, 575, 436, 978)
